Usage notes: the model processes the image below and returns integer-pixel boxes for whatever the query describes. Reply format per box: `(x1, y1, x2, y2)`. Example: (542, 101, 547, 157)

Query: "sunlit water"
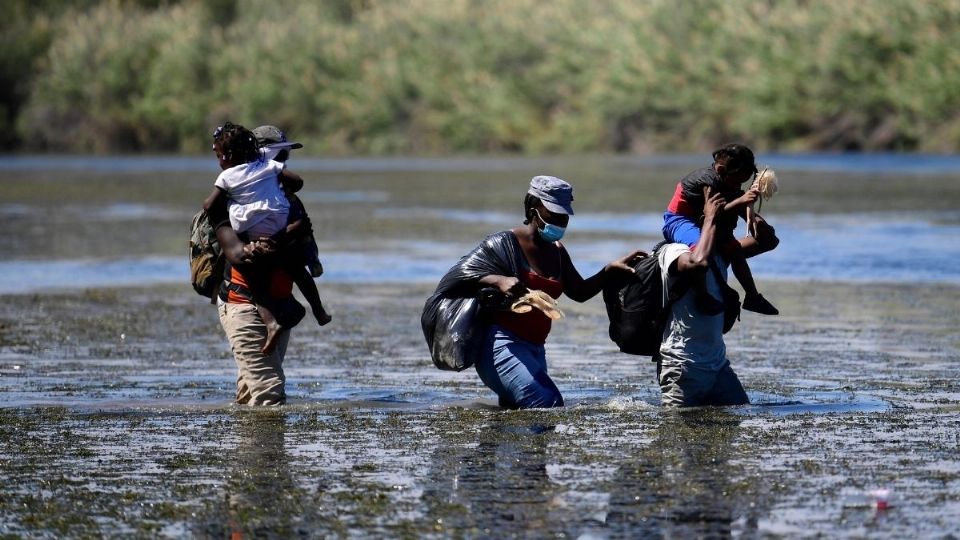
(4, 153, 960, 292)
(2, 207, 959, 293)
(1, 155, 959, 537)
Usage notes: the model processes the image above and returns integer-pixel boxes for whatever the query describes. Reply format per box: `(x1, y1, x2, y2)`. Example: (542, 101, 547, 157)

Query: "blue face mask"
(535, 210, 566, 242)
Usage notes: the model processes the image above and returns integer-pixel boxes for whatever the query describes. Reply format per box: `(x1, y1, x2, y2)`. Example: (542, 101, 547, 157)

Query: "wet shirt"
(666, 167, 744, 220)
(493, 268, 563, 345)
(657, 243, 728, 371)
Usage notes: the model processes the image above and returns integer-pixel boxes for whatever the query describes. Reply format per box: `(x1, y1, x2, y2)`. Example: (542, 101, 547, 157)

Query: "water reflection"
(421, 411, 772, 539)
(604, 411, 768, 538)
(196, 410, 303, 539)
(422, 419, 564, 537)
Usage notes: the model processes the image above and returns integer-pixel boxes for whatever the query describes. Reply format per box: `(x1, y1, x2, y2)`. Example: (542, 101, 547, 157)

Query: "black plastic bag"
(421, 231, 524, 371)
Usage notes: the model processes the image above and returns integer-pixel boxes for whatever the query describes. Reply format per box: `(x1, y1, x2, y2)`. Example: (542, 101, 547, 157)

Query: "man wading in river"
(654, 187, 766, 407)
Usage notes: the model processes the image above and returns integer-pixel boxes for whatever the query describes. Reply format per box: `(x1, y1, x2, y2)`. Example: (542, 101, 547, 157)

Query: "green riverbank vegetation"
(3, 0, 960, 155)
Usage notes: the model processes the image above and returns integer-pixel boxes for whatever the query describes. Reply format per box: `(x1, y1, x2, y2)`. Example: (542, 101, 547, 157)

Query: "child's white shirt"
(215, 159, 290, 238)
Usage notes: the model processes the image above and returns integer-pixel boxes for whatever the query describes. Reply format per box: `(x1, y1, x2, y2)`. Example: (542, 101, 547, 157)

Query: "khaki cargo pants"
(218, 302, 290, 406)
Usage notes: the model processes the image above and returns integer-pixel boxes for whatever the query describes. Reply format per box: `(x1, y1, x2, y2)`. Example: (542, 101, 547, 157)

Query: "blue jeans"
(474, 325, 564, 409)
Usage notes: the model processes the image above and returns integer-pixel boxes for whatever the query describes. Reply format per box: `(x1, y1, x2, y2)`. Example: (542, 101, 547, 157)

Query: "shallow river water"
(1, 155, 959, 538)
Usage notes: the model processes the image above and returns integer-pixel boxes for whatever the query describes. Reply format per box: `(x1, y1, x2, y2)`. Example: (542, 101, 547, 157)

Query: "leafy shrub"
(10, 0, 960, 154)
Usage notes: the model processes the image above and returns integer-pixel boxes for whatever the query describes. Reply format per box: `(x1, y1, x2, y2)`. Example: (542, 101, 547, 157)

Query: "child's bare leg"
(257, 304, 285, 354)
(730, 257, 759, 297)
(286, 194, 324, 277)
(730, 256, 778, 315)
(718, 231, 778, 316)
(305, 237, 324, 277)
(293, 268, 331, 326)
(242, 260, 288, 353)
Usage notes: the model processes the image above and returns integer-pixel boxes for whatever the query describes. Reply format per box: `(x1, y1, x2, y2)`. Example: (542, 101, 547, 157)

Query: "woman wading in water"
(424, 176, 642, 409)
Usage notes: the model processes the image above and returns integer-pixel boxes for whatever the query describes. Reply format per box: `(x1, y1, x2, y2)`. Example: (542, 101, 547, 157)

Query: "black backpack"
(603, 241, 684, 356)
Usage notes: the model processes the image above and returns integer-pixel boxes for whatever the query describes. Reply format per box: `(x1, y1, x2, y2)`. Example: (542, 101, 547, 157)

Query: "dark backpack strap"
(219, 279, 253, 302)
(218, 257, 255, 304)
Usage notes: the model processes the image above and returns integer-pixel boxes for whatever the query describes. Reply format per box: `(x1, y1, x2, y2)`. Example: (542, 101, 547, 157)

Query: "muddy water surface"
(1, 156, 959, 537)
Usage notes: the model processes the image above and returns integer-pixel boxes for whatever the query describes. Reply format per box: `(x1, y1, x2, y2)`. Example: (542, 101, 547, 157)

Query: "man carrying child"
(204, 122, 330, 405)
(653, 144, 780, 407)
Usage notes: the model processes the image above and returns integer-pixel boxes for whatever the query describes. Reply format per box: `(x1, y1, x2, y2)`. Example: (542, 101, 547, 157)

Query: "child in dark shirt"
(662, 143, 779, 315)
